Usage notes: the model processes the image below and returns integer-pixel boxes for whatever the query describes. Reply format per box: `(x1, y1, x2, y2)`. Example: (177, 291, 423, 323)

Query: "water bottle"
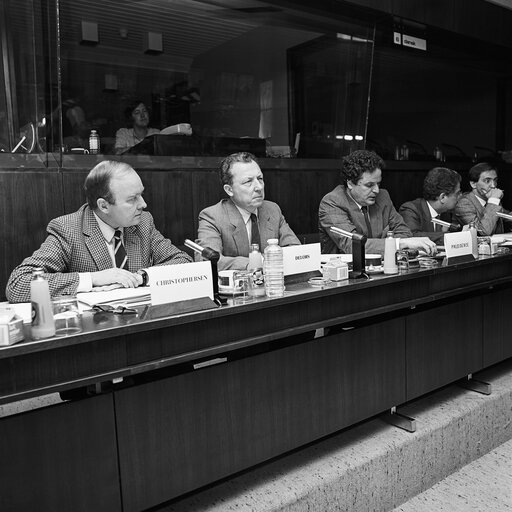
(383, 231, 398, 275)
(30, 268, 56, 339)
(248, 243, 265, 297)
(263, 239, 285, 297)
(89, 129, 99, 154)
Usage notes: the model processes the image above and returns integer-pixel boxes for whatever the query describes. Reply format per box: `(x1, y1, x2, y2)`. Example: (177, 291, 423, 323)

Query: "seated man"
(197, 152, 300, 270)
(399, 167, 462, 244)
(6, 160, 191, 303)
(318, 150, 437, 255)
(454, 162, 512, 235)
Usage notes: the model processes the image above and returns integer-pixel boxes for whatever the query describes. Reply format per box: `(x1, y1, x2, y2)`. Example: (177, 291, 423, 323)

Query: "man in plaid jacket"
(6, 160, 191, 303)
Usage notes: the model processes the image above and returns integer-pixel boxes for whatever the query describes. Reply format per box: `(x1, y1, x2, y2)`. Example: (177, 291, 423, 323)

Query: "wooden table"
(1, 254, 512, 511)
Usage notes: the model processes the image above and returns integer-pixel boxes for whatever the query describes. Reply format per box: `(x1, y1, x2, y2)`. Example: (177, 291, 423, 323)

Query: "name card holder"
(144, 261, 218, 315)
(444, 231, 475, 264)
(283, 243, 322, 285)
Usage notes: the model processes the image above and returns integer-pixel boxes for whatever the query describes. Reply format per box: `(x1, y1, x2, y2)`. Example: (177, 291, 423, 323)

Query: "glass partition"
(56, 0, 374, 159)
(0, 0, 55, 166)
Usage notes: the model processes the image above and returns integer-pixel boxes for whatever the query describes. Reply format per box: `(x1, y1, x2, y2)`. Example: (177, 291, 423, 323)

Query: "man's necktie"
(361, 206, 373, 238)
(250, 213, 261, 248)
(113, 230, 128, 270)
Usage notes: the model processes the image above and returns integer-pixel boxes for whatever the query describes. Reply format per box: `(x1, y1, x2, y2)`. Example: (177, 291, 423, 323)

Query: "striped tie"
(113, 229, 128, 270)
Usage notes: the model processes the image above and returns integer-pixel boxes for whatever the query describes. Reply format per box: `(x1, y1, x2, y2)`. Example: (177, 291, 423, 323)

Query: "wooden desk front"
(1, 256, 512, 511)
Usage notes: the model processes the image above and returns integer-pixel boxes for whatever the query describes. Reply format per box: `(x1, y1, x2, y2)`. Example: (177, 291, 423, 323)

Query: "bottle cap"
(267, 238, 278, 244)
(251, 243, 260, 251)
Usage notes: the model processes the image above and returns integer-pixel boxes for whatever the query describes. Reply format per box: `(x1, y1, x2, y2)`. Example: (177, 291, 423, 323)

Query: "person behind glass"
(114, 100, 160, 154)
(454, 161, 512, 235)
(196, 152, 301, 270)
(399, 167, 462, 244)
(318, 149, 437, 256)
(6, 160, 191, 303)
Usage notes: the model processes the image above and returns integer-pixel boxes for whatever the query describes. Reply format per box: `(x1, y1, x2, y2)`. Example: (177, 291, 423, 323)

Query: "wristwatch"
(137, 270, 149, 286)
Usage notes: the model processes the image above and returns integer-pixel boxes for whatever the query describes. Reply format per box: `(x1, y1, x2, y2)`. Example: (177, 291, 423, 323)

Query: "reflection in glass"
(56, 0, 373, 158)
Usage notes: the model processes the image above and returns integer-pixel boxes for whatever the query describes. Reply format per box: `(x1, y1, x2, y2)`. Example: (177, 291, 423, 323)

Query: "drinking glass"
(52, 296, 82, 335)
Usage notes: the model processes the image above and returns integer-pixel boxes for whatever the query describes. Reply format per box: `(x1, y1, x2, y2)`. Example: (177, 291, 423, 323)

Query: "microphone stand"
(330, 227, 369, 279)
(184, 239, 227, 306)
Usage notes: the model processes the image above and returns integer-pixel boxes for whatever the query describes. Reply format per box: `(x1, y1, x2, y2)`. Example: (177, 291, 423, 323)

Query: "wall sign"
(394, 31, 427, 51)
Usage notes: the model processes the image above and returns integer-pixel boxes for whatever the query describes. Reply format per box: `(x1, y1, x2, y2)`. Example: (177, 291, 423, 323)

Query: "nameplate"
(444, 231, 475, 262)
(145, 261, 213, 306)
(283, 243, 321, 276)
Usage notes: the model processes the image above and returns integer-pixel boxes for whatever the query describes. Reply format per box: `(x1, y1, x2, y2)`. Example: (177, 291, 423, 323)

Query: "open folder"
(77, 288, 151, 309)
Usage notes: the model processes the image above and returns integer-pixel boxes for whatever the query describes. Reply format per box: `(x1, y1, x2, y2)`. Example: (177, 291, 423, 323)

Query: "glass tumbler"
(52, 296, 82, 335)
(232, 270, 252, 305)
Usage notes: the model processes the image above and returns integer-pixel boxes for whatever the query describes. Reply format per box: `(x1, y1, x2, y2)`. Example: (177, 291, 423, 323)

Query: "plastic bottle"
(263, 239, 285, 297)
(30, 268, 56, 339)
(383, 231, 398, 275)
(468, 221, 478, 258)
(89, 129, 99, 154)
(248, 243, 265, 297)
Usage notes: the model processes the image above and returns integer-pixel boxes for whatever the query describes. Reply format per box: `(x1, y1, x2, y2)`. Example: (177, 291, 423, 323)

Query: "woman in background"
(115, 100, 160, 154)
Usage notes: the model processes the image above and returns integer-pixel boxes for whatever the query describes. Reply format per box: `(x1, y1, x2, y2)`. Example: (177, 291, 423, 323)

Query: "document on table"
(77, 288, 151, 310)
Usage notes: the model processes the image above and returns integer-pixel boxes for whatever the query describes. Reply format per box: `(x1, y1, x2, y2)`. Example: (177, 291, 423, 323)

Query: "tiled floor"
(393, 438, 512, 511)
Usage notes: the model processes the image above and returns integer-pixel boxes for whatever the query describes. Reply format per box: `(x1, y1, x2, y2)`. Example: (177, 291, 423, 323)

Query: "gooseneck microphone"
(184, 239, 226, 306)
(330, 227, 369, 280)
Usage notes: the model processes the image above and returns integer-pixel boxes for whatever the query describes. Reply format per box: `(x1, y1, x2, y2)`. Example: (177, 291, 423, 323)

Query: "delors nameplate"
(145, 261, 213, 306)
(282, 243, 321, 276)
(444, 231, 473, 259)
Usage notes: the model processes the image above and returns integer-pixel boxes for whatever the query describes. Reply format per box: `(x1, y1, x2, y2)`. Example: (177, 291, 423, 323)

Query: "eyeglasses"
(92, 304, 137, 315)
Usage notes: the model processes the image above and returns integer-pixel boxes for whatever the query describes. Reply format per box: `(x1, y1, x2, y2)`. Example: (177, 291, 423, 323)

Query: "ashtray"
(308, 277, 330, 287)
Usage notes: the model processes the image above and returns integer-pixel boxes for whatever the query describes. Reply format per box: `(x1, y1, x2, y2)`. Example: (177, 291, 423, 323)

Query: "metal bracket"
(382, 406, 416, 432)
(458, 373, 492, 395)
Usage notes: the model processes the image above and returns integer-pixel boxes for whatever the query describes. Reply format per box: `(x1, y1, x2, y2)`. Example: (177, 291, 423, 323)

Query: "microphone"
(184, 239, 219, 262)
(496, 211, 512, 222)
(184, 239, 226, 306)
(406, 139, 428, 154)
(431, 218, 461, 231)
(330, 226, 367, 243)
(441, 142, 469, 160)
(329, 227, 368, 279)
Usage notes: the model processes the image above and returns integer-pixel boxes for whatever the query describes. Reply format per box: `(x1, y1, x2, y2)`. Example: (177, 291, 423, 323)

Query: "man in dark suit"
(6, 160, 191, 303)
(196, 152, 300, 270)
(454, 162, 512, 235)
(318, 150, 437, 255)
(399, 167, 462, 244)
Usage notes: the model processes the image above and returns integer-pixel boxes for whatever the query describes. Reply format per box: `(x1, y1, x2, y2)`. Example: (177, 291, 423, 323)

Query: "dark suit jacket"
(196, 199, 300, 270)
(399, 198, 453, 244)
(454, 191, 508, 235)
(6, 204, 191, 303)
(318, 185, 412, 254)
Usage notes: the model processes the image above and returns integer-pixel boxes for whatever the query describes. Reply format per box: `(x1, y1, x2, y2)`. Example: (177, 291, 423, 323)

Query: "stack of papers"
(77, 288, 151, 310)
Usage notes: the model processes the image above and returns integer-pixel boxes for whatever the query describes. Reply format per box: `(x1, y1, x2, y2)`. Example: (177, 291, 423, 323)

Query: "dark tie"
(250, 213, 261, 247)
(361, 206, 373, 238)
(113, 229, 128, 269)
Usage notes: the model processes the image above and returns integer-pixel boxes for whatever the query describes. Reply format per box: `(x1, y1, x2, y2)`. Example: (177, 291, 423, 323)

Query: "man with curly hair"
(318, 150, 437, 255)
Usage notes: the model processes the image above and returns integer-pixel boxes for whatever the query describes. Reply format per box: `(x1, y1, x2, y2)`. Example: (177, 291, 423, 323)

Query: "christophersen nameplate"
(145, 261, 213, 306)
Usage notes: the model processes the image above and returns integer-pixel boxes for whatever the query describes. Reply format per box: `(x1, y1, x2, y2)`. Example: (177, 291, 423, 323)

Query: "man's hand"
(91, 269, 141, 288)
(400, 237, 437, 256)
(487, 188, 504, 200)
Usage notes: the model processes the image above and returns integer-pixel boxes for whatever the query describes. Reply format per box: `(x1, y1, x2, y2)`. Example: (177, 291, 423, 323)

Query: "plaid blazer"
(454, 191, 507, 236)
(318, 185, 412, 255)
(196, 199, 300, 270)
(6, 204, 192, 303)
